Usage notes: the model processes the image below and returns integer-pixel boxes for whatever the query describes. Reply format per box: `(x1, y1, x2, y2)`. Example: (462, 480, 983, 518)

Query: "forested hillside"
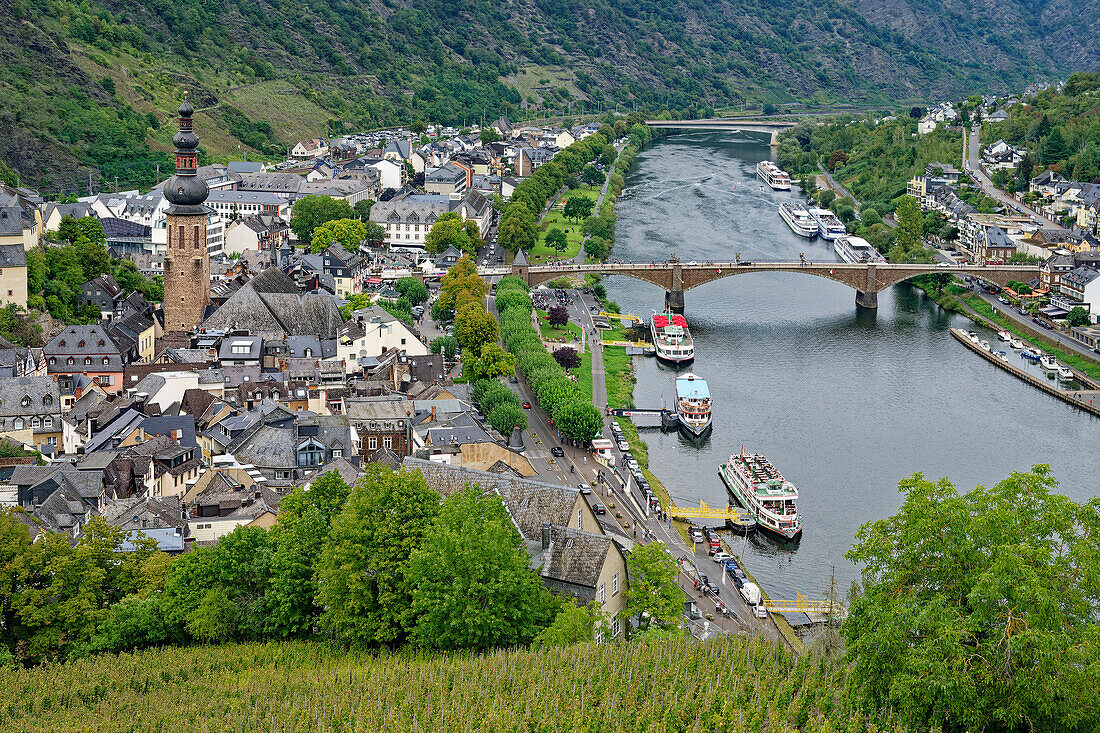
(1, 0, 1093, 193)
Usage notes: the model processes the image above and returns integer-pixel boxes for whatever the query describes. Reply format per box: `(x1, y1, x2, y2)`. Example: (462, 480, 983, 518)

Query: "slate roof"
(0, 207, 23, 236)
(202, 268, 343, 338)
(0, 376, 60, 417)
(543, 525, 613, 589)
(0, 243, 26, 267)
(403, 457, 580, 540)
(1062, 267, 1100, 289)
(100, 495, 185, 531)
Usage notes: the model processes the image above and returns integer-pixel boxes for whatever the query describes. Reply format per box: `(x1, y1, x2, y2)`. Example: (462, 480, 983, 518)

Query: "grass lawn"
(602, 346, 633, 409)
(527, 186, 603, 264)
(570, 350, 593, 400)
(535, 309, 582, 342)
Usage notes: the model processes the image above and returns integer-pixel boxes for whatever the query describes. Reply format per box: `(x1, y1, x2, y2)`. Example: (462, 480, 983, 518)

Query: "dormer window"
(78, 340, 85, 347)
(42, 395, 52, 405)
(102, 357, 109, 365)
(98, 340, 104, 347)
(20, 395, 30, 407)
(85, 357, 92, 366)
(59, 340, 65, 347)
(67, 358, 74, 366)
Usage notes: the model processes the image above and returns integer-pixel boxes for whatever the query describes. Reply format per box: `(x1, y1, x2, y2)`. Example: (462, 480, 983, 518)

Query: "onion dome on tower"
(164, 94, 209, 215)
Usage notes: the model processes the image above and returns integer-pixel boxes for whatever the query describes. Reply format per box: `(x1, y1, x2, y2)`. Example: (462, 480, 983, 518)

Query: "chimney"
(541, 523, 551, 551)
(430, 405, 436, 422)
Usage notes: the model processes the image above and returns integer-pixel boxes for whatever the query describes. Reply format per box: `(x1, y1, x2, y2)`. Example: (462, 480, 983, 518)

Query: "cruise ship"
(675, 373, 712, 436)
(833, 235, 885, 264)
(808, 207, 847, 240)
(650, 311, 694, 365)
(719, 452, 802, 540)
(778, 202, 818, 238)
(756, 161, 792, 190)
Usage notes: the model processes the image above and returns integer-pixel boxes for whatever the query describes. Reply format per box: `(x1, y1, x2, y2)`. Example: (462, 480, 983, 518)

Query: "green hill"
(0, 637, 903, 732)
(1, 0, 1095, 194)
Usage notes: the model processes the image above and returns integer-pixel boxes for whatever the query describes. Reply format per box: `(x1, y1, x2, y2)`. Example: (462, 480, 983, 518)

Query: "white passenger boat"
(997, 330, 1011, 342)
(779, 202, 818, 238)
(756, 161, 792, 190)
(833, 235, 886, 264)
(650, 310, 694, 365)
(1056, 366, 1074, 381)
(719, 452, 802, 540)
(808, 207, 846, 240)
(1039, 354, 1059, 371)
(675, 373, 712, 436)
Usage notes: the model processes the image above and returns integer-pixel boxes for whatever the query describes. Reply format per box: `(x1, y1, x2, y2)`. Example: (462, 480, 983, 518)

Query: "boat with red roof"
(650, 310, 694, 365)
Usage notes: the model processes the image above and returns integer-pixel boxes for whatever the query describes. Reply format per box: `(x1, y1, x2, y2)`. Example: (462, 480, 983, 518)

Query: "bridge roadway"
(487, 260, 1041, 311)
(644, 118, 797, 146)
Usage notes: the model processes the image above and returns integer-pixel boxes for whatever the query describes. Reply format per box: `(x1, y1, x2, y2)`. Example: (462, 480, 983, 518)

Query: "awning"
(366, 277, 383, 284)
(1040, 305, 1069, 317)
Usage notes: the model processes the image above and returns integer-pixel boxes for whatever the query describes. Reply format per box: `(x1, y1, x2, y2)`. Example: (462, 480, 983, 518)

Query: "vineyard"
(0, 637, 904, 732)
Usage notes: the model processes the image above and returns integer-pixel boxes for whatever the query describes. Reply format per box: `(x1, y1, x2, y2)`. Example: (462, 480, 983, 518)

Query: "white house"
(291, 138, 329, 160)
(338, 306, 428, 373)
(917, 116, 938, 135)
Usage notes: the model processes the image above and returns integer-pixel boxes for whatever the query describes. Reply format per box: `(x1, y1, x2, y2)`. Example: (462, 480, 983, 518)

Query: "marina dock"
(950, 328, 1100, 418)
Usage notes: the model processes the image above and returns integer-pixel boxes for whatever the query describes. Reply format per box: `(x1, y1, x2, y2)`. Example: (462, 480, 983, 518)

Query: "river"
(603, 132, 1100, 601)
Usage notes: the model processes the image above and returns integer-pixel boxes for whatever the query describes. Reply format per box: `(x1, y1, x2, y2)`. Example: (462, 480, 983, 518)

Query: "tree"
(563, 195, 595, 222)
(893, 195, 924, 252)
(1067, 306, 1091, 327)
(363, 222, 386, 246)
(532, 601, 602, 648)
(461, 344, 516, 381)
(353, 199, 375, 221)
(455, 308, 498, 354)
(552, 401, 602, 442)
(815, 189, 836, 208)
(544, 228, 568, 252)
(826, 150, 849, 172)
(410, 120, 427, 134)
(425, 212, 481, 256)
(394, 277, 429, 305)
(584, 236, 609, 261)
(833, 198, 856, 224)
(291, 195, 354, 242)
(552, 346, 580, 369)
(498, 203, 539, 253)
(582, 214, 614, 241)
(263, 471, 352, 637)
(57, 216, 105, 246)
(316, 465, 440, 646)
(311, 218, 369, 253)
(430, 335, 460, 360)
(1041, 127, 1071, 164)
(624, 542, 683, 634)
(580, 166, 605, 186)
(843, 466, 1100, 732)
(487, 402, 527, 435)
(909, 106, 924, 119)
(407, 485, 551, 650)
(762, 103, 777, 115)
(548, 305, 569, 327)
(479, 127, 501, 145)
(860, 207, 882, 227)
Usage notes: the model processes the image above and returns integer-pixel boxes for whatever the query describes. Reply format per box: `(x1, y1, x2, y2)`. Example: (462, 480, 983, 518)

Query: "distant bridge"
(497, 260, 1039, 311)
(645, 118, 797, 146)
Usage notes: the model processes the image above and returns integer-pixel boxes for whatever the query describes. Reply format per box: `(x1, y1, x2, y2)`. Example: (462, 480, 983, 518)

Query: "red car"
(522, 401, 532, 409)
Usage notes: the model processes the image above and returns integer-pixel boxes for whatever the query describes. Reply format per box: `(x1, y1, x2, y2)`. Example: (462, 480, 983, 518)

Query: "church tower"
(162, 95, 211, 333)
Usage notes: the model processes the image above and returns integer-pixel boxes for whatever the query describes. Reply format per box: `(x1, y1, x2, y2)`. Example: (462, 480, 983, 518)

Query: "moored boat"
(1039, 354, 1059, 371)
(756, 161, 792, 190)
(719, 452, 802, 540)
(833, 235, 886, 264)
(650, 310, 694, 365)
(675, 373, 712, 436)
(1056, 366, 1074, 381)
(997, 330, 1011, 342)
(779, 202, 818, 238)
(1021, 347, 1041, 360)
(1009, 338, 1024, 350)
(808, 207, 847, 240)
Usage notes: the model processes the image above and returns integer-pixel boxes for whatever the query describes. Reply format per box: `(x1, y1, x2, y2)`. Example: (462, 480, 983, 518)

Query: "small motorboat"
(997, 330, 1011, 342)
(979, 339, 991, 351)
(1021, 348, 1041, 361)
(1057, 367, 1074, 381)
(998, 351, 1009, 362)
(966, 331, 980, 343)
(1039, 354, 1059, 371)
(1009, 338, 1024, 350)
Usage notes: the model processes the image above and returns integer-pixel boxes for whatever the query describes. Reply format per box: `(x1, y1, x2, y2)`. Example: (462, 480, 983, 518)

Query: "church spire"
(164, 93, 208, 214)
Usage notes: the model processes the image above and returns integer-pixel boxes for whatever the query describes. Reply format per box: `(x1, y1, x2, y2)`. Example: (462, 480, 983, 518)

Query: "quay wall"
(950, 328, 1100, 418)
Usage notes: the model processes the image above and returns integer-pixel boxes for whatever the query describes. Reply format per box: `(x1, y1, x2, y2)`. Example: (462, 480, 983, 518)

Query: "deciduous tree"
(311, 218, 369, 253)
(394, 277, 429, 305)
(498, 203, 539, 253)
(553, 346, 580, 369)
(407, 485, 551, 649)
(624, 542, 683, 634)
(291, 195, 354, 242)
(544, 228, 568, 252)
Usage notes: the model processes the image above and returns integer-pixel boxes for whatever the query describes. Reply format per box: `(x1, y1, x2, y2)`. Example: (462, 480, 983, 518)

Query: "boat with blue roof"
(675, 373, 712, 436)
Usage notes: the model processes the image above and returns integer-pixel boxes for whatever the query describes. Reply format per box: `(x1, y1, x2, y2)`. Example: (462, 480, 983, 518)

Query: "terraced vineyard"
(0, 637, 903, 732)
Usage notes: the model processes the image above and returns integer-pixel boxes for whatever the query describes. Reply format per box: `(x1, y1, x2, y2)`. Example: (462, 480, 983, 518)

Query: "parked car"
(592, 503, 606, 515)
(522, 401, 532, 409)
(550, 446, 565, 457)
(617, 440, 629, 451)
(578, 483, 592, 494)
(713, 552, 735, 563)
(706, 581, 721, 596)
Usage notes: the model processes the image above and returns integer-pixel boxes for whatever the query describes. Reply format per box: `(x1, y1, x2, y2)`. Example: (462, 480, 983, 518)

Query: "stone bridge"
(506, 260, 1040, 311)
(645, 118, 797, 146)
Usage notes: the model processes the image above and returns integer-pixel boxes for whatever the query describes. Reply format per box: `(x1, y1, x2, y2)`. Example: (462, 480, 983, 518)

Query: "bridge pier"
(855, 290, 878, 309)
(664, 289, 685, 314)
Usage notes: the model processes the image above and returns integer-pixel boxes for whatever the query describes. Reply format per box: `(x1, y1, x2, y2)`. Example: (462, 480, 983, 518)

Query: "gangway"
(667, 499, 753, 524)
(599, 311, 643, 325)
(763, 593, 844, 616)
